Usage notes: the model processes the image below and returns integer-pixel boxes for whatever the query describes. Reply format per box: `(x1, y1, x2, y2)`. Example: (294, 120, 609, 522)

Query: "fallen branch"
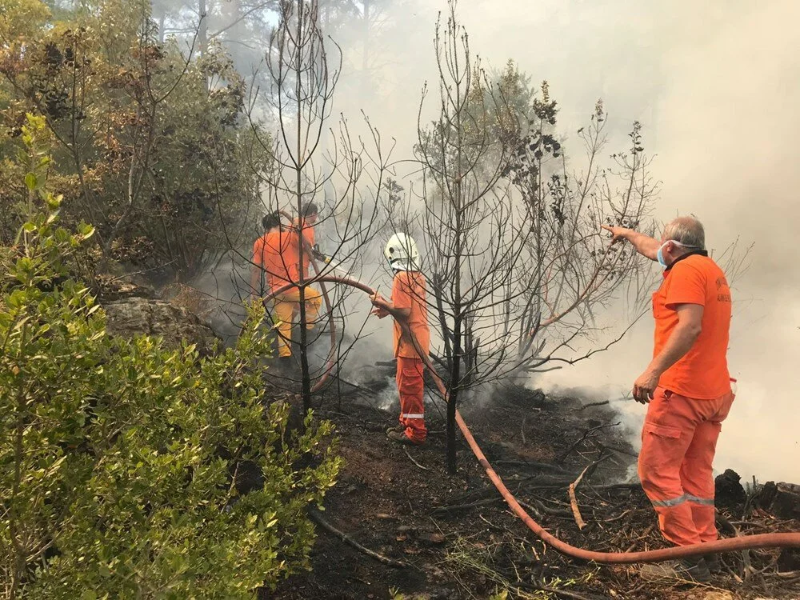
(432, 497, 504, 514)
(524, 482, 641, 492)
(309, 509, 407, 568)
(578, 400, 610, 411)
(519, 498, 573, 518)
(776, 570, 800, 578)
(573, 454, 611, 492)
(513, 582, 601, 600)
(495, 460, 569, 473)
(559, 422, 620, 461)
(404, 447, 430, 471)
(567, 454, 611, 531)
(533, 585, 599, 600)
(568, 483, 587, 530)
(603, 509, 633, 523)
(598, 443, 639, 458)
(624, 523, 655, 553)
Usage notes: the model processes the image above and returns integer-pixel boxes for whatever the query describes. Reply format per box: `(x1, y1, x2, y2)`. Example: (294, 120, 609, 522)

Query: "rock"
(715, 469, 746, 511)
(758, 481, 779, 509)
(768, 483, 800, 520)
(103, 296, 219, 355)
(758, 481, 800, 520)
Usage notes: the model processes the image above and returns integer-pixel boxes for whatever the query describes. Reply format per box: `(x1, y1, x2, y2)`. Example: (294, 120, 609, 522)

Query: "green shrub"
(0, 115, 341, 599)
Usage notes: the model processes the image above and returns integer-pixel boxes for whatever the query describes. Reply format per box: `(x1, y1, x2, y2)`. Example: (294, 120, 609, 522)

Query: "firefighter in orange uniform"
(603, 216, 734, 582)
(250, 212, 283, 297)
(370, 233, 431, 445)
(251, 212, 321, 361)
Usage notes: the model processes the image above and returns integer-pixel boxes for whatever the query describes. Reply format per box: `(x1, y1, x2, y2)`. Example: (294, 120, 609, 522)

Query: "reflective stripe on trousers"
(638, 387, 735, 546)
(396, 356, 426, 443)
(651, 494, 716, 508)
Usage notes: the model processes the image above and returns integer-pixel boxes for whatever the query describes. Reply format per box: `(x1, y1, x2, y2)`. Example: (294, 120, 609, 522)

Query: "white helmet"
(384, 233, 420, 271)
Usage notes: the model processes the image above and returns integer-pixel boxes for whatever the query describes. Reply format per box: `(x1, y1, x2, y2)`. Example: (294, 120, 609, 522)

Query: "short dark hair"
(261, 212, 282, 231)
(301, 202, 318, 217)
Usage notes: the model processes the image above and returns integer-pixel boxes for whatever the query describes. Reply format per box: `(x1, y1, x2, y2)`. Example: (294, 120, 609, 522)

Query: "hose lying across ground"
(266, 273, 800, 564)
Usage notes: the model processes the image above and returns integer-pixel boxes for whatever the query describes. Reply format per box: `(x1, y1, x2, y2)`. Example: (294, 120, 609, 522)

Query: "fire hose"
(263, 272, 800, 563)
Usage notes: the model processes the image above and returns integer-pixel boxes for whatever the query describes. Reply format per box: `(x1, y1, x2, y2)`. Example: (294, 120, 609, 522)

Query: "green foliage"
(0, 0, 270, 280)
(0, 117, 340, 598)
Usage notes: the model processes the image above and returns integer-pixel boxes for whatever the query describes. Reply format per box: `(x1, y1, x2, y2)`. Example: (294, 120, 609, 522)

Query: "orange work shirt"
(391, 270, 430, 359)
(252, 229, 301, 292)
(653, 253, 732, 399)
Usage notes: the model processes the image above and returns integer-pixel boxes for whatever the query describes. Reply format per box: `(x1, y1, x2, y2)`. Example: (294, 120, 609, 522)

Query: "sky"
(320, 0, 800, 483)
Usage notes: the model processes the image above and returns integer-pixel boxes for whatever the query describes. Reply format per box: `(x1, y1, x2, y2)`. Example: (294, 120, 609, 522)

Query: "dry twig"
(568, 483, 587, 530)
(309, 509, 407, 568)
(578, 400, 610, 411)
(404, 446, 430, 471)
(566, 453, 611, 530)
(495, 460, 568, 473)
(432, 497, 504, 514)
(559, 422, 620, 461)
(624, 523, 655, 553)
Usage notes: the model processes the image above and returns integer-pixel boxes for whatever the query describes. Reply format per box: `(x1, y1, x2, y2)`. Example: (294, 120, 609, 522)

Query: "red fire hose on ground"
(263, 273, 800, 564)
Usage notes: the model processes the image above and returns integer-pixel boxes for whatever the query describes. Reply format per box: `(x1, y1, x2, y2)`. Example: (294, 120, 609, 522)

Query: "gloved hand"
(311, 244, 328, 262)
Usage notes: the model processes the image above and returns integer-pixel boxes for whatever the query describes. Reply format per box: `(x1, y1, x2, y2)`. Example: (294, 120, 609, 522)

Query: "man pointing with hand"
(603, 216, 734, 582)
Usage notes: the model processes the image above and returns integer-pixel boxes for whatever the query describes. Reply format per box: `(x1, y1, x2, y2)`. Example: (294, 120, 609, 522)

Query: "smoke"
(523, 1, 800, 483)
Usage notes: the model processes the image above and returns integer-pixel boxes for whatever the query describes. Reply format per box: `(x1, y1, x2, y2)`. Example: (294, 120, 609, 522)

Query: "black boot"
(704, 553, 721, 573)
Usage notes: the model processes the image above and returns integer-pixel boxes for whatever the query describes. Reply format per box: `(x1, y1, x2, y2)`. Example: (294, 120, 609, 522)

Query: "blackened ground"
(271, 376, 800, 600)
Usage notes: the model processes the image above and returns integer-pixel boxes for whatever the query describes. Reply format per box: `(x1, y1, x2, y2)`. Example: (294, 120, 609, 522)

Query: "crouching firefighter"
(370, 233, 431, 446)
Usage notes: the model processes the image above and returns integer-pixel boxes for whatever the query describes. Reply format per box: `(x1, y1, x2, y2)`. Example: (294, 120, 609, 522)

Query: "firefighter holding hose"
(370, 233, 431, 446)
(603, 216, 734, 581)
(251, 210, 322, 365)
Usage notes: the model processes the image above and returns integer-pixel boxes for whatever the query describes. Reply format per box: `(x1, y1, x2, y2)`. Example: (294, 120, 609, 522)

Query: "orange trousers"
(396, 357, 427, 444)
(638, 387, 735, 546)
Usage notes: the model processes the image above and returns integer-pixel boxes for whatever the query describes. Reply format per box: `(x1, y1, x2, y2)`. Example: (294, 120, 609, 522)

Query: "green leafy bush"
(0, 115, 341, 599)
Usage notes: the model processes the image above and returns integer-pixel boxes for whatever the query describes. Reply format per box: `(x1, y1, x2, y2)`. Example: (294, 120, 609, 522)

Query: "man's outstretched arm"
(602, 225, 660, 261)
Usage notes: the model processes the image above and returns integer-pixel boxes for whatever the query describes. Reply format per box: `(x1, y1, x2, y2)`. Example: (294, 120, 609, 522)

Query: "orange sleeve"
(665, 261, 707, 307)
(252, 238, 264, 266)
(392, 273, 413, 311)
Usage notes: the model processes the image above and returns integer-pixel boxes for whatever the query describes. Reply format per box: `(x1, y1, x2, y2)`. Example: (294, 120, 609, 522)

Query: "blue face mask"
(657, 240, 697, 269)
(657, 242, 669, 269)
